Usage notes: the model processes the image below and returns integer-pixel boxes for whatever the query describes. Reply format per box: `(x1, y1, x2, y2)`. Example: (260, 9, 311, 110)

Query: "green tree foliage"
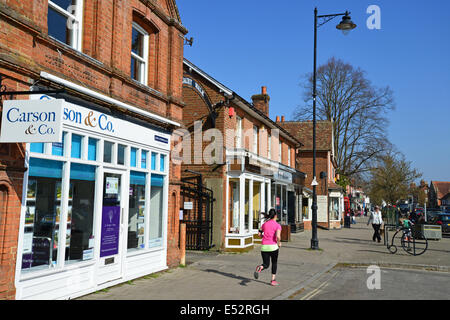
(368, 152, 422, 205)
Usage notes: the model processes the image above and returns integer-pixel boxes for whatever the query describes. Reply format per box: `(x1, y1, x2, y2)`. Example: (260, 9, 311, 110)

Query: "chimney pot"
(276, 116, 280, 122)
(281, 116, 285, 122)
(262, 86, 267, 95)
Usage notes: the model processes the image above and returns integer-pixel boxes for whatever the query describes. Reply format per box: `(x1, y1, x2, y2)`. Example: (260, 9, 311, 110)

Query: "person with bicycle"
(401, 214, 413, 242)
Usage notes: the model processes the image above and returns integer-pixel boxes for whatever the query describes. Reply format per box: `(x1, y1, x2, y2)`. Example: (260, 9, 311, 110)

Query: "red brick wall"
(0, 0, 187, 298)
(299, 151, 330, 196)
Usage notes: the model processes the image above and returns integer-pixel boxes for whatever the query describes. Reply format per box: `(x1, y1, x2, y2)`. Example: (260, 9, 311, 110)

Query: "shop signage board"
(274, 170, 293, 183)
(29, 94, 171, 151)
(0, 99, 64, 143)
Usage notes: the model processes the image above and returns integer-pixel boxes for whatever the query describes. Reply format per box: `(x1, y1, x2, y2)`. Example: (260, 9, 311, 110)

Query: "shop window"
(128, 171, 146, 251)
(130, 22, 149, 85)
(71, 134, 82, 159)
(228, 179, 240, 233)
(244, 180, 249, 231)
(52, 132, 66, 156)
(30, 143, 44, 154)
(253, 182, 261, 229)
(149, 174, 164, 247)
(329, 197, 340, 221)
(130, 147, 137, 167)
(88, 138, 98, 161)
(151, 152, 157, 170)
(103, 141, 113, 163)
(117, 144, 126, 165)
(141, 150, 147, 169)
(22, 158, 63, 271)
(160, 154, 165, 172)
(48, 0, 83, 50)
(302, 198, 310, 220)
(66, 163, 95, 263)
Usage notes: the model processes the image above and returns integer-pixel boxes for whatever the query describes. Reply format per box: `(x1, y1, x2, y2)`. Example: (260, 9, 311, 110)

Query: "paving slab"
(78, 216, 450, 300)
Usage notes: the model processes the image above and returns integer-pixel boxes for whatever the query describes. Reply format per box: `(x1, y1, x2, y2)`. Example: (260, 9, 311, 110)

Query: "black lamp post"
(311, 8, 356, 250)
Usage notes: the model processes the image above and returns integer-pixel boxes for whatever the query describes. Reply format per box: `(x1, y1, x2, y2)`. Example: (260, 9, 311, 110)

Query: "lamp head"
(336, 11, 356, 35)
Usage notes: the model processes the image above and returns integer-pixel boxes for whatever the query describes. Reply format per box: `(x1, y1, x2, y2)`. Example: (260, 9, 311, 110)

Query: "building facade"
(180, 59, 305, 252)
(278, 120, 344, 230)
(0, 0, 187, 300)
(429, 181, 450, 210)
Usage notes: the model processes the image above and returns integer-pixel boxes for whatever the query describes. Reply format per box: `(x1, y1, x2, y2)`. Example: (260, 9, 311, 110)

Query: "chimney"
(281, 116, 285, 122)
(251, 86, 270, 117)
(276, 116, 280, 122)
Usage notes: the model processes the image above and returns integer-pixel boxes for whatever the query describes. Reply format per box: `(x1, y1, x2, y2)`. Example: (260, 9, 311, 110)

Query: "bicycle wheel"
(401, 231, 428, 256)
(388, 244, 397, 254)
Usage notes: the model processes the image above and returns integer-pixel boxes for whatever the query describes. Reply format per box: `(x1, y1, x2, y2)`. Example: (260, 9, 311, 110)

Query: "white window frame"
(279, 140, 282, 163)
(48, 0, 84, 50)
(288, 146, 291, 167)
(235, 116, 242, 148)
(131, 22, 149, 85)
(252, 125, 258, 154)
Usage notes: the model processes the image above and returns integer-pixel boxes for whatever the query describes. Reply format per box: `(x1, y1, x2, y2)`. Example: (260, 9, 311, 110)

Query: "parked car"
(426, 210, 441, 221)
(398, 203, 409, 214)
(430, 213, 450, 236)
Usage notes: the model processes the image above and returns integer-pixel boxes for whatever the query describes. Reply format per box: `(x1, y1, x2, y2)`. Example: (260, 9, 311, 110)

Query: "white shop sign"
(0, 99, 64, 143)
(29, 94, 171, 150)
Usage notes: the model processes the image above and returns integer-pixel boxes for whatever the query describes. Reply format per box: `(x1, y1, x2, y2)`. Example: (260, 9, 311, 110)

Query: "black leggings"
(260, 249, 279, 275)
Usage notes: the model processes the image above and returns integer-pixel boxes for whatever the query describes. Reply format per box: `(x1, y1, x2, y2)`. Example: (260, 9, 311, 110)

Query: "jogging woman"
(253, 208, 282, 286)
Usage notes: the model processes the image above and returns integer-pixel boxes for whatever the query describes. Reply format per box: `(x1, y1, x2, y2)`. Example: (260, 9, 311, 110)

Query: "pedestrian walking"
(254, 209, 282, 286)
(351, 209, 356, 224)
(367, 205, 383, 243)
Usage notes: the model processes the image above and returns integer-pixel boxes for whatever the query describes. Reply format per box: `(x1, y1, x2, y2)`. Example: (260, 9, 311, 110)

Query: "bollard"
(180, 223, 186, 266)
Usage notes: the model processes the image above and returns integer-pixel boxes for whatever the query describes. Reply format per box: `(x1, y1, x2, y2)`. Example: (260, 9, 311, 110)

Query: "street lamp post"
(310, 8, 356, 250)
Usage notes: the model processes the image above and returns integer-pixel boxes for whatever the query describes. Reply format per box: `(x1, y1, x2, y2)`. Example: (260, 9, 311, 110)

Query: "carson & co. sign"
(0, 99, 63, 143)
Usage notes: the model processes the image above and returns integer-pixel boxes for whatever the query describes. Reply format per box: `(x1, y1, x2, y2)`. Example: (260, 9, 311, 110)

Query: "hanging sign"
(0, 99, 64, 143)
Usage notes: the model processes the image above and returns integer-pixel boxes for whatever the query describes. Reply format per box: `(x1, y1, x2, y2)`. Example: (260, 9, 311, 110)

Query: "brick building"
(0, 0, 187, 299)
(429, 181, 450, 210)
(278, 119, 344, 230)
(180, 59, 306, 252)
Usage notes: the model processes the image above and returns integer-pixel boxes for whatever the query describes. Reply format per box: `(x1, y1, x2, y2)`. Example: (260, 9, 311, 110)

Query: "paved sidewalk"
(78, 216, 450, 300)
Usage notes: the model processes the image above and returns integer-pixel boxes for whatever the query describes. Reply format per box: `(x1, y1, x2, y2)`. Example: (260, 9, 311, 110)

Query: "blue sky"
(177, 0, 450, 183)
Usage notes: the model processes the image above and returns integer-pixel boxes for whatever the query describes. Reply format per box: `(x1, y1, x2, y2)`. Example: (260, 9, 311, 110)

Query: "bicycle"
(386, 223, 428, 256)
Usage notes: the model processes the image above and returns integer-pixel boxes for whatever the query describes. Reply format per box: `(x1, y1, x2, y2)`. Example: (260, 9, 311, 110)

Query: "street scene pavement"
(78, 216, 450, 300)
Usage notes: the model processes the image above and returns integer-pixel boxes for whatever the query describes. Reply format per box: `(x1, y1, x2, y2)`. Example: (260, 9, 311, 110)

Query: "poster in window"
(106, 177, 119, 194)
(100, 206, 120, 257)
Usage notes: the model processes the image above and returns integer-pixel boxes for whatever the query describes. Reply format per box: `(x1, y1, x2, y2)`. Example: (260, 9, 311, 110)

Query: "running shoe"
(254, 265, 263, 279)
(271, 280, 279, 286)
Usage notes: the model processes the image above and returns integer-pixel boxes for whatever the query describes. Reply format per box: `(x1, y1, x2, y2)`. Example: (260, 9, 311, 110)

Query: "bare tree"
(294, 57, 395, 178)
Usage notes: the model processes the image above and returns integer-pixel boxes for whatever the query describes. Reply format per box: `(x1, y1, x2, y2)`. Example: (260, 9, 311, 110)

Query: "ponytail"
(263, 208, 277, 220)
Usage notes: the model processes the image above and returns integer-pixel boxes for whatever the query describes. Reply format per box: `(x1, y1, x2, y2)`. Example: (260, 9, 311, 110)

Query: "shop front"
(15, 91, 173, 300)
(271, 168, 304, 233)
(225, 152, 271, 251)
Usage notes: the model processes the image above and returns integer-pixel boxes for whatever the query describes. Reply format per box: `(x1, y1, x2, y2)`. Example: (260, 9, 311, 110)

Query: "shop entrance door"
(97, 169, 125, 285)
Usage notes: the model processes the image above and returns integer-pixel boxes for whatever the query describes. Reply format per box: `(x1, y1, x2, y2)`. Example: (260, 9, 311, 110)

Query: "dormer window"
(131, 22, 149, 85)
(48, 0, 83, 50)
